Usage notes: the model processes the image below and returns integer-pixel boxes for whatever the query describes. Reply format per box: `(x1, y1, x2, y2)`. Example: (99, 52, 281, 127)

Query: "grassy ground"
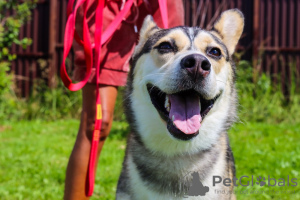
(0, 120, 299, 199)
(230, 123, 300, 199)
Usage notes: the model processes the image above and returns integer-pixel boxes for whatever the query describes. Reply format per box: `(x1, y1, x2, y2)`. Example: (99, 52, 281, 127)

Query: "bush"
(0, 64, 20, 120)
(0, 0, 37, 66)
(0, 75, 82, 121)
(23, 77, 83, 120)
(236, 60, 300, 124)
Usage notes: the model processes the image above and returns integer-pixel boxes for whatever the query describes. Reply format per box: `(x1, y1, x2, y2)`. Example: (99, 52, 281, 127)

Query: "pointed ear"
(133, 15, 159, 57)
(212, 9, 244, 56)
(139, 15, 159, 42)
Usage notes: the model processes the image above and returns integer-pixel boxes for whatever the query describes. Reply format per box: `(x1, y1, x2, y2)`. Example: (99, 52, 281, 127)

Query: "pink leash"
(60, 0, 168, 196)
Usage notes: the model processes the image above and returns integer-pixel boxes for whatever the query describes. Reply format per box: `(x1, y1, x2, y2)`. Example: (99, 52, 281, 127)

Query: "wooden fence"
(9, 0, 300, 96)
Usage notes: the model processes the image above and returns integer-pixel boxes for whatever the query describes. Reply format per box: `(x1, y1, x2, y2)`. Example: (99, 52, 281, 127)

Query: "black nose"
(180, 54, 211, 79)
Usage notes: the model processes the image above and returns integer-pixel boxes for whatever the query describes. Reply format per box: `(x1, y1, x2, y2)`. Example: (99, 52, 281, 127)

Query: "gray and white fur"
(116, 9, 244, 200)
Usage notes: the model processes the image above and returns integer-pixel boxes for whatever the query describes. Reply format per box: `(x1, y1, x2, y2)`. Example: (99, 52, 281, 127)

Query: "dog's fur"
(116, 9, 244, 200)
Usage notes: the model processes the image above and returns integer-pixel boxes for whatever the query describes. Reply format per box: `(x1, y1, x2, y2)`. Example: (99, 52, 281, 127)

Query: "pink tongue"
(169, 94, 202, 134)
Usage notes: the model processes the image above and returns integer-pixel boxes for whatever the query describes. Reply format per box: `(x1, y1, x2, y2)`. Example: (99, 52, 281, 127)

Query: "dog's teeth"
(172, 115, 175, 121)
(165, 96, 170, 112)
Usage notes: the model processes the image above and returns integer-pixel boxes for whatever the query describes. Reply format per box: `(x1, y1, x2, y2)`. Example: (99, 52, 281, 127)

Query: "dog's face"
(127, 9, 244, 156)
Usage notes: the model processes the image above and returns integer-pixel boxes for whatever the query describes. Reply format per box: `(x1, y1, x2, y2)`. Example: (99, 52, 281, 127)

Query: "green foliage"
(0, 63, 12, 97)
(0, 75, 83, 121)
(236, 60, 300, 124)
(0, 0, 37, 64)
(24, 78, 83, 120)
(0, 1, 37, 121)
(0, 64, 20, 120)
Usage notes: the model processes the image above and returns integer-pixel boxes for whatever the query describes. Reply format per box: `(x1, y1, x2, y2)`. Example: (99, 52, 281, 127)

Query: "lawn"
(0, 120, 299, 199)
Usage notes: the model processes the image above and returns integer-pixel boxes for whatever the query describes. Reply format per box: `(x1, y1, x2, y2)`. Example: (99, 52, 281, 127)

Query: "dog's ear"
(139, 15, 159, 42)
(212, 9, 244, 56)
(133, 15, 159, 57)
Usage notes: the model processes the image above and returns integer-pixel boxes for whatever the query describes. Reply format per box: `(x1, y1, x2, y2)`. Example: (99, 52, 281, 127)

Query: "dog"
(116, 9, 244, 200)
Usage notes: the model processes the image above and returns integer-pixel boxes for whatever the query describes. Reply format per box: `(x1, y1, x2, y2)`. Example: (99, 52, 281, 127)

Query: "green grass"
(0, 120, 299, 199)
(230, 123, 300, 199)
(0, 120, 127, 200)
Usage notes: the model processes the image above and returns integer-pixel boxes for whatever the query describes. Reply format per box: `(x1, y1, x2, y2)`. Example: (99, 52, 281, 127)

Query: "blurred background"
(0, 0, 299, 199)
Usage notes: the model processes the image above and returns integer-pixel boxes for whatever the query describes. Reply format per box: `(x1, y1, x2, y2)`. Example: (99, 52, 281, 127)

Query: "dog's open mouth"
(147, 84, 220, 140)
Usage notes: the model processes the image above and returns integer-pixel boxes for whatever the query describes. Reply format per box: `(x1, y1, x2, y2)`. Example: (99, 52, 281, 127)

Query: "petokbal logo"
(213, 175, 298, 187)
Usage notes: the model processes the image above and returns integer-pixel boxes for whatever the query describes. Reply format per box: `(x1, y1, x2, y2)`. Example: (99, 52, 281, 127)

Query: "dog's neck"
(127, 131, 229, 196)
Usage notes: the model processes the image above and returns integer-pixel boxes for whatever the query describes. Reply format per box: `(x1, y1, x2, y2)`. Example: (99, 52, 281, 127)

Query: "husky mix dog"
(116, 9, 244, 200)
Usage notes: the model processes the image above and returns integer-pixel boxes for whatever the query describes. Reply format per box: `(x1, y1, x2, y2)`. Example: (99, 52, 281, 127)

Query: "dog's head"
(126, 9, 244, 155)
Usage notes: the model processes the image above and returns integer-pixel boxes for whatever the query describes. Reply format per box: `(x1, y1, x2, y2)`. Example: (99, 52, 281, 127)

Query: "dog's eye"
(208, 48, 221, 57)
(159, 42, 172, 49)
(157, 42, 174, 53)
